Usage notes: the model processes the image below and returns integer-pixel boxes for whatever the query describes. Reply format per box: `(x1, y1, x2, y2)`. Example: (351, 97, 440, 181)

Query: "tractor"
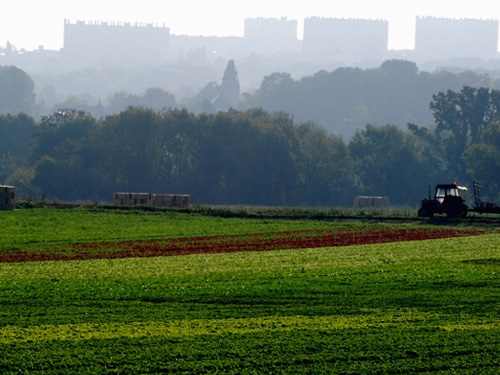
(418, 180, 500, 218)
(418, 182, 468, 218)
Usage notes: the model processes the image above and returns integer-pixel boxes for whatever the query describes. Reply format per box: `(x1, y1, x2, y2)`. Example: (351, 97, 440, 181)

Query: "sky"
(2, 0, 500, 51)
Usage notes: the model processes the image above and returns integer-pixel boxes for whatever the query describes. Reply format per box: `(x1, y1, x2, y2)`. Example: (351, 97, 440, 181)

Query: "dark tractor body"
(418, 180, 500, 218)
(418, 183, 468, 218)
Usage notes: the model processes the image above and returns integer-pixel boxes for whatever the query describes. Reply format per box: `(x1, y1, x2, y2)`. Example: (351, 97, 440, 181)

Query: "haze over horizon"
(2, 0, 500, 52)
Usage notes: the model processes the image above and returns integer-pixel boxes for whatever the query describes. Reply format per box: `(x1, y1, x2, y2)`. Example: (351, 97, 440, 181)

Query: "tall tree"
(0, 113, 36, 158)
(30, 110, 98, 200)
(297, 122, 354, 206)
(96, 107, 161, 194)
(142, 87, 176, 111)
(463, 121, 500, 201)
(0, 66, 36, 115)
(250, 72, 297, 114)
(430, 86, 500, 180)
(349, 124, 432, 205)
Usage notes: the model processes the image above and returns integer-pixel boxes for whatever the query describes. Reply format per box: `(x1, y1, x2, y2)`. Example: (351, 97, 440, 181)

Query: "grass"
(0, 207, 353, 251)
(1, 204, 492, 251)
(0, 207, 499, 374)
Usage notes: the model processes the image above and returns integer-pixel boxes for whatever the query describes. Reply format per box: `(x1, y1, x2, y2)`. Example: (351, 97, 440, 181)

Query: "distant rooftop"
(65, 19, 169, 29)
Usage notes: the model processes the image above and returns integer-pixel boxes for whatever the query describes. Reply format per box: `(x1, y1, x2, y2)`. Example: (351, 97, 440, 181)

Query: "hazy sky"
(2, 0, 500, 51)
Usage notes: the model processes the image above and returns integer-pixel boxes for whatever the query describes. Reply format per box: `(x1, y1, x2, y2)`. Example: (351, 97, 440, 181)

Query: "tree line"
(3, 60, 500, 143)
(1, 85, 499, 206)
(241, 60, 497, 138)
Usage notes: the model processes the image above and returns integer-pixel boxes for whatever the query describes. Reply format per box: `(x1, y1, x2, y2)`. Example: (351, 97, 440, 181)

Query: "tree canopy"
(11, 108, 356, 205)
(242, 60, 495, 138)
(0, 66, 35, 114)
(1, 61, 500, 206)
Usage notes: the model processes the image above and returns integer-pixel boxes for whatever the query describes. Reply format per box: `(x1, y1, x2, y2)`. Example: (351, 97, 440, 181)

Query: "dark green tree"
(0, 66, 36, 114)
(192, 111, 260, 204)
(22, 106, 443, 206)
(0, 113, 37, 196)
(297, 122, 354, 206)
(380, 59, 418, 76)
(31, 109, 94, 162)
(242, 60, 491, 138)
(349, 124, 432, 205)
(429, 86, 500, 180)
(190, 110, 304, 205)
(0, 113, 36, 158)
(463, 121, 500, 201)
(153, 108, 199, 194)
(252, 112, 302, 205)
(30, 110, 98, 200)
(250, 72, 297, 114)
(96, 107, 162, 195)
(142, 87, 176, 111)
(106, 92, 142, 114)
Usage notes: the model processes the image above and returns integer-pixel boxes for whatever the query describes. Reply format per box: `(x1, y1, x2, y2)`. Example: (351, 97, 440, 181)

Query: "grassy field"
(0, 208, 499, 374)
(0, 207, 354, 251)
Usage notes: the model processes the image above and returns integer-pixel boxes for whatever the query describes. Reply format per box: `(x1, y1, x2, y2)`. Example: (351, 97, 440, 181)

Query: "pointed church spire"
(222, 60, 238, 82)
(220, 60, 240, 108)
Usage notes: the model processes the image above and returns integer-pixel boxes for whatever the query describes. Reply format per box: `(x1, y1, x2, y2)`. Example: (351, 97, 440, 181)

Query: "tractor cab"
(418, 182, 468, 218)
(434, 183, 465, 205)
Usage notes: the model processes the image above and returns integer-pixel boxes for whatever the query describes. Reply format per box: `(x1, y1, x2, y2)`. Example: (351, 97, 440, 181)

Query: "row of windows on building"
(61, 16, 499, 62)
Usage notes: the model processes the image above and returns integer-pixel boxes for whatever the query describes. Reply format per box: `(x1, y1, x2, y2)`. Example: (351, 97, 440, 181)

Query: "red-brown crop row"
(0, 226, 484, 264)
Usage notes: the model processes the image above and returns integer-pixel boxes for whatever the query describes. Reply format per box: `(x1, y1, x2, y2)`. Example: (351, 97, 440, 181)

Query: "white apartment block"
(415, 17, 499, 62)
(63, 20, 169, 66)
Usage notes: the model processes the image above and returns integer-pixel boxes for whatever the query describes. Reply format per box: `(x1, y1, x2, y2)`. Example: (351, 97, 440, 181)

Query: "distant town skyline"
(2, 0, 500, 51)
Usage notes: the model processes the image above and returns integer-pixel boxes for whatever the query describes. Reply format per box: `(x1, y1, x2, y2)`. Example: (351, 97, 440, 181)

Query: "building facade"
(5, 15, 499, 79)
(63, 20, 170, 67)
(303, 17, 389, 63)
(415, 16, 499, 62)
(244, 17, 300, 56)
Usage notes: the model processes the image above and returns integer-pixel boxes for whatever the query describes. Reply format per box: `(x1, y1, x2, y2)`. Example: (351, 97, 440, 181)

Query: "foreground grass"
(0, 232, 499, 374)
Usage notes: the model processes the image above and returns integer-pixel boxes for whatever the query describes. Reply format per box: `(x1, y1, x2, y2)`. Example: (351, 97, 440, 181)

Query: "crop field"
(0, 208, 499, 374)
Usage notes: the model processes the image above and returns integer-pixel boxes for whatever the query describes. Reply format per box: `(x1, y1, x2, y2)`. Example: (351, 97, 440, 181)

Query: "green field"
(0, 207, 351, 250)
(0, 208, 499, 374)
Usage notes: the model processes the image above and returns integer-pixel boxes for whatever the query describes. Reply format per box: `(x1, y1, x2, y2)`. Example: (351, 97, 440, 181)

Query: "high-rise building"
(244, 17, 300, 56)
(303, 17, 388, 63)
(63, 20, 169, 67)
(415, 16, 499, 62)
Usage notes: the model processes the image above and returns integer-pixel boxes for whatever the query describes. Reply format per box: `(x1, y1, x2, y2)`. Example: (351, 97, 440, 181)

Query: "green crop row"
(2, 329, 499, 374)
(0, 208, 364, 252)
(1, 232, 499, 373)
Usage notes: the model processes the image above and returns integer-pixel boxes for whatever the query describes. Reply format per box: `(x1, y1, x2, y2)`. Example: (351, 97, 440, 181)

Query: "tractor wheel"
(443, 197, 466, 218)
(418, 208, 431, 217)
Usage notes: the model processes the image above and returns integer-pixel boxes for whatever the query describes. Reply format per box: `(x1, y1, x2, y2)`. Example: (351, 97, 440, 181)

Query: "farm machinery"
(418, 180, 500, 218)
